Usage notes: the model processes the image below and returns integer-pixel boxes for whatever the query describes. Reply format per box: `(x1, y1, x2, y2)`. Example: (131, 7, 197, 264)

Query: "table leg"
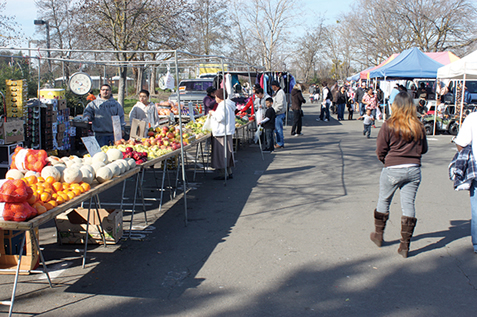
(93, 195, 107, 247)
(82, 196, 93, 268)
(138, 168, 148, 225)
(128, 171, 141, 239)
(158, 159, 167, 213)
(30, 228, 52, 288)
(7, 232, 26, 317)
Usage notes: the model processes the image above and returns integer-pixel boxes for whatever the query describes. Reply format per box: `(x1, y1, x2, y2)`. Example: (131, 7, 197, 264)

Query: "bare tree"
(76, 0, 188, 105)
(0, 1, 23, 46)
(291, 24, 324, 82)
(186, 0, 229, 56)
(230, 0, 301, 70)
(339, 0, 477, 67)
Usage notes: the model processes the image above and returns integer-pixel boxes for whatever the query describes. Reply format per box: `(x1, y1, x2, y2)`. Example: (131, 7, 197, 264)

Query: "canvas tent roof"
(360, 54, 399, 79)
(437, 50, 477, 80)
(368, 47, 444, 79)
(425, 52, 460, 65)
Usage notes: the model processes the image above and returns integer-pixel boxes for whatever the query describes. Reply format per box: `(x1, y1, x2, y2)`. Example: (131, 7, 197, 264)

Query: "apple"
(151, 139, 157, 146)
(143, 141, 151, 147)
(163, 140, 169, 146)
(167, 132, 175, 139)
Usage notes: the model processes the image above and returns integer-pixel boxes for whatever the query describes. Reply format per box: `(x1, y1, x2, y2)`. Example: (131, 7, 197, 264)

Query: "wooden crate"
(0, 228, 40, 274)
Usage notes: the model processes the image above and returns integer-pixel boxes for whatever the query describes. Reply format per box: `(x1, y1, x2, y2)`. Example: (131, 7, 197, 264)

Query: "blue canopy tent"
(368, 47, 444, 79)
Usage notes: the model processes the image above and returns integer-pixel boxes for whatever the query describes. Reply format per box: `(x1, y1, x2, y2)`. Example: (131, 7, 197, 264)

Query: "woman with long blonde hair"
(370, 92, 428, 258)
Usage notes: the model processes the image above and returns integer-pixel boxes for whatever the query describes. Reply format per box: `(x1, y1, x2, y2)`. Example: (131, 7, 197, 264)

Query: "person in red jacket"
(370, 91, 428, 258)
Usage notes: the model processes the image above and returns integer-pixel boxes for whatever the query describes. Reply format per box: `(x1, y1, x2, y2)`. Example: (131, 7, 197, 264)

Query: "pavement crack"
(447, 248, 477, 291)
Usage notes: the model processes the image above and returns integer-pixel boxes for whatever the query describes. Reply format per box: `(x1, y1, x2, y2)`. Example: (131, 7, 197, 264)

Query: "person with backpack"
(317, 82, 332, 122)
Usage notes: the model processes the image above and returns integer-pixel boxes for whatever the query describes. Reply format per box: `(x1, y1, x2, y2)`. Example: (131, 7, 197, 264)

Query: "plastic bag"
(202, 115, 212, 132)
(0, 179, 32, 203)
(254, 126, 263, 143)
(10, 147, 48, 172)
(2, 201, 38, 222)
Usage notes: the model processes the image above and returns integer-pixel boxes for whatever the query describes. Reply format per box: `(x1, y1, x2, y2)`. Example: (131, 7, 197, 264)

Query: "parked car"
(168, 78, 215, 105)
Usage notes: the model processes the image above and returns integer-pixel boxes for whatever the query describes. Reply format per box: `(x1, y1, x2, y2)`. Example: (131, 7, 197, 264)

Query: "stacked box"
(53, 108, 71, 150)
(5, 79, 28, 118)
(24, 99, 41, 149)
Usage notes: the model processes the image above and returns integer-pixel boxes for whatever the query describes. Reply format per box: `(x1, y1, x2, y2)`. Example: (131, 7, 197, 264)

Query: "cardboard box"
(6, 79, 27, 87)
(0, 228, 40, 275)
(57, 123, 66, 133)
(38, 89, 66, 99)
(55, 208, 123, 245)
(58, 99, 67, 110)
(0, 119, 24, 144)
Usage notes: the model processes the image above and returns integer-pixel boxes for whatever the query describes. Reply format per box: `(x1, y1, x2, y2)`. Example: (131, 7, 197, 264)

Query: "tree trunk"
(136, 67, 144, 94)
(150, 67, 156, 94)
(118, 66, 127, 107)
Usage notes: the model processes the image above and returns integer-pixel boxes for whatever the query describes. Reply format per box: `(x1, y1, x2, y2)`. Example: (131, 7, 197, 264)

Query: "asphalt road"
(1, 100, 476, 316)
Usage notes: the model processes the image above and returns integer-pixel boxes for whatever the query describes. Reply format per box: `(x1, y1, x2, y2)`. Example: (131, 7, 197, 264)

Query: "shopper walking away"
(453, 111, 477, 253)
(370, 92, 428, 258)
(291, 84, 305, 136)
(317, 82, 331, 122)
(335, 86, 347, 121)
(258, 97, 276, 153)
(271, 81, 286, 149)
(209, 89, 236, 180)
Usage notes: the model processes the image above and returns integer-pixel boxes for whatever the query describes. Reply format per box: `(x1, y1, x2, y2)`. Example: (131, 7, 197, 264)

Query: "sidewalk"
(1, 102, 476, 316)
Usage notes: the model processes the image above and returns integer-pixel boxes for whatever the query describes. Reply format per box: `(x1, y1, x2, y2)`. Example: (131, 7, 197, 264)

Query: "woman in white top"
(129, 89, 160, 135)
(208, 88, 236, 180)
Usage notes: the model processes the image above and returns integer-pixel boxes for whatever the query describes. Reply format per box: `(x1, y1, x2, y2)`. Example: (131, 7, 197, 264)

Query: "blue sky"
(4, 0, 354, 46)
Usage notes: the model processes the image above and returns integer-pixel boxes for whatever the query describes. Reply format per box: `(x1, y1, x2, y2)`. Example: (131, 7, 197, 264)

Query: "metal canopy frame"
(0, 46, 264, 221)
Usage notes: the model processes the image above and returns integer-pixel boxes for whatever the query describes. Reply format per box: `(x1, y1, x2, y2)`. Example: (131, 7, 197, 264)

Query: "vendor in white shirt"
(129, 89, 161, 131)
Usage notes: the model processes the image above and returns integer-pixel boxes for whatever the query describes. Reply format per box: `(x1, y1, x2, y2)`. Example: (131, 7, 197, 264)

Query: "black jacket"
(291, 89, 306, 110)
(335, 90, 348, 104)
(354, 87, 366, 103)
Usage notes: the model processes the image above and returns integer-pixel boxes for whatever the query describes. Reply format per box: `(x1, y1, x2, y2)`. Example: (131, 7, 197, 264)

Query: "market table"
(0, 166, 140, 317)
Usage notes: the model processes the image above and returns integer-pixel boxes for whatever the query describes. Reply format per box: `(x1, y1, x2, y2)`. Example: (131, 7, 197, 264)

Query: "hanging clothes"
(289, 75, 296, 93)
(225, 73, 233, 97)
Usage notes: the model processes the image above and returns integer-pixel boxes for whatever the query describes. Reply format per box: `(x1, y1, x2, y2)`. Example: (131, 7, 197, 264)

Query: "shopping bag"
(253, 126, 263, 143)
(202, 115, 212, 132)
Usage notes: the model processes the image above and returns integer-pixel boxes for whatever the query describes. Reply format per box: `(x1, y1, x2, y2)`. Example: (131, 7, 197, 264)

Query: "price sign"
(112, 115, 122, 142)
(81, 136, 101, 157)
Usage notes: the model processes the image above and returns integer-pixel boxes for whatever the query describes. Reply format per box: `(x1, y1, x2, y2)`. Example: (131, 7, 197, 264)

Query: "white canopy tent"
(436, 50, 477, 133)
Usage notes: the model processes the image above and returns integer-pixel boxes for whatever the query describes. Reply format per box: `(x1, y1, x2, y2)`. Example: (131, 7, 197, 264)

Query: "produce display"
(156, 101, 200, 116)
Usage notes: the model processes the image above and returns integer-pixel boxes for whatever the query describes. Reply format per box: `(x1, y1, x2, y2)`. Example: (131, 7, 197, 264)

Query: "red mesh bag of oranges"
(0, 179, 33, 203)
(10, 147, 48, 172)
(2, 201, 38, 222)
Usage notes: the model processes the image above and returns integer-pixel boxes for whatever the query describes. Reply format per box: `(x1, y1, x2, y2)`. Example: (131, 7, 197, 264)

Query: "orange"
(66, 191, 75, 200)
(52, 193, 58, 199)
(40, 192, 51, 202)
(62, 183, 70, 190)
(36, 204, 47, 215)
(27, 192, 38, 205)
(59, 192, 69, 201)
(81, 183, 91, 192)
(26, 175, 38, 185)
(30, 184, 38, 191)
(43, 202, 54, 211)
(52, 182, 63, 192)
(37, 176, 45, 183)
(72, 188, 82, 196)
(56, 196, 65, 204)
(47, 200, 58, 208)
(45, 176, 56, 184)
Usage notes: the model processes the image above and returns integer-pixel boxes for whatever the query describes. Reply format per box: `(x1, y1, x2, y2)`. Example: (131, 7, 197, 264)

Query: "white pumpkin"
(80, 166, 95, 184)
(69, 156, 83, 165)
(126, 158, 136, 169)
(93, 152, 109, 164)
(106, 163, 121, 177)
(6, 169, 24, 179)
(116, 159, 129, 172)
(96, 166, 113, 183)
(47, 156, 63, 165)
(65, 160, 77, 168)
(83, 156, 93, 165)
(63, 167, 83, 184)
(24, 170, 40, 177)
(91, 162, 106, 173)
(60, 156, 70, 163)
(106, 148, 123, 162)
(70, 163, 83, 170)
(41, 166, 61, 182)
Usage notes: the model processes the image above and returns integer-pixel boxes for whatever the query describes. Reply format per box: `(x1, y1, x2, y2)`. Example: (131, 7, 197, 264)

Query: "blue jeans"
(364, 124, 372, 137)
(376, 167, 421, 217)
(469, 181, 477, 251)
(95, 134, 115, 147)
(360, 103, 366, 116)
(264, 128, 274, 151)
(320, 101, 331, 120)
(275, 113, 285, 147)
(337, 103, 345, 120)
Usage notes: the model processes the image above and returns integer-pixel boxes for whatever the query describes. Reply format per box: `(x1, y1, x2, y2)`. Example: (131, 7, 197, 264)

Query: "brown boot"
(397, 216, 417, 258)
(370, 209, 389, 247)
